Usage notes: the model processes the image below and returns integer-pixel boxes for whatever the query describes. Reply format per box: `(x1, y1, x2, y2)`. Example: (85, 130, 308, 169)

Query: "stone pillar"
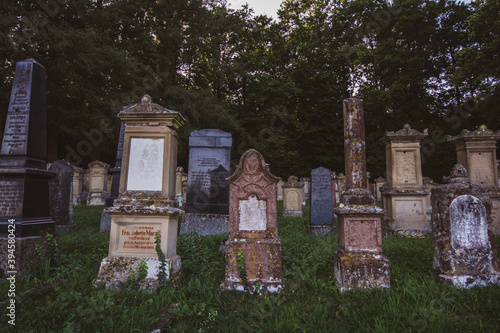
(49, 160, 75, 233)
(301, 177, 311, 200)
(95, 95, 185, 290)
(86, 160, 109, 206)
(374, 176, 386, 204)
(337, 173, 346, 203)
(221, 149, 284, 294)
(380, 124, 430, 236)
(282, 176, 304, 217)
(181, 129, 232, 235)
(448, 125, 500, 234)
(431, 164, 500, 288)
(333, 98, 390, 291)
(0, 59, 56, 278)
(175, 166, 184, 195)
(331, 171, 337, 207)
(276, 178, 284, 201)
(308, 167, 336, 236)
(72, 166, 84, 205)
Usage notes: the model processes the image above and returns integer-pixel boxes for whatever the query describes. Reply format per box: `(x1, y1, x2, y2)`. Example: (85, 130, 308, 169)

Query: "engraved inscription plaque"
(469, 152, 495, 186)
(127, 138, 164, 191)
(395, 150, 416, 185)
(450, 195, 488, 250)
(239, 195, 267, 231)
(117, 224, 160, 254)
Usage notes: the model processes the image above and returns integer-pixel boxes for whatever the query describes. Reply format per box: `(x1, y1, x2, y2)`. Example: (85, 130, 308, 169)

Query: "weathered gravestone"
(87, 160, 109, 206)
(308, 167, 336, 236)
(431, 164, 500, 288)
(181, 129, 232, 235)
(95, 95, 185, 290)
(0, 59, 55, 277)
(276, 178, 284, 201)
(48, 160, 75, 233)
(333, 98, 390, 291)
(72, 166, 84, 205)
(221, 149, 284, 294)
(380, 124, 430, 236)
(301, 177, 311, 200)
(282, 176, 304, 217)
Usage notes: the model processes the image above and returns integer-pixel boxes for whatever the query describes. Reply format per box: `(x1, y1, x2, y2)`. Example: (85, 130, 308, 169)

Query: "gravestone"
(448, 125, 500, 235)
(333, 98, 390, 291)
(301, 177, 311, 200)
(374, 176, 386, 204)
(48, 160, 75, 233)
(282, 176, 304, 217)
(431, 164, 500, 288)
(221, 149, 284, 294)
(380, 124, 430, 236)
(337, 173, 346, 203)
(181, 129, 232, 235)
(308, 167, 336, 236)
(95, 95, 185, 290)
(0, 59, 55, 277)
(276, 178, 284, 201)
(72, 166, 84, 205)
(86, 160, 109, 206)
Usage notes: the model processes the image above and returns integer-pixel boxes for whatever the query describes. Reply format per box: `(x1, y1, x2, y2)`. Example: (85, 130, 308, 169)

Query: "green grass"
(2, 203, 500, 332)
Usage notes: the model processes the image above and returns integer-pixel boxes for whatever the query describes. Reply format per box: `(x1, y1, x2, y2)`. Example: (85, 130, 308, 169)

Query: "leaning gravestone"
(181, 129, 232, 235)
(308, 167, 336, 236)
(221, 149, 284, 294)
(431, 164, 500, 288)
(0, 59, 55, 277)
(48, 160, 75, 233)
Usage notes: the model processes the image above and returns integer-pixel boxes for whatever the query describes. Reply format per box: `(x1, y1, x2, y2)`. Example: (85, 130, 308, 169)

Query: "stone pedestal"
(95, 95, 185, 290)
(381, 124, 430, 236)
(87, 160, 109, 206)
(221, 149, 284, 294)
(448, 125, 500, 234)
(48, 160, 75, 233)
(431, 164, 500, 288)
(308, 167, 336, 236)
(282, 176, 304, 217)
(334, 98, 390, 291)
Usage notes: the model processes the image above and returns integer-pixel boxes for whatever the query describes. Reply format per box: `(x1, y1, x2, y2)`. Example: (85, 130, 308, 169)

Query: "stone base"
(439, 274, 500, 289)
(221, 238, 284, 295)
(282, 209, 303, 218)
(0, 236, 47, 278)
(179, 213, 228, 235)
(334, 250, 390, 292)
(307, 224, 337, 236)
(55, 224, 76, 234)
(87, 192, 106, 206)
(94, 255, 181, 290)
(100, 210, 111, 232)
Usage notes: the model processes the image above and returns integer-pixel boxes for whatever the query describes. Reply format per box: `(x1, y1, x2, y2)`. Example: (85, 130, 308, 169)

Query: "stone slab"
(310, 167, 334, 225)
(180, 213, 229, 235)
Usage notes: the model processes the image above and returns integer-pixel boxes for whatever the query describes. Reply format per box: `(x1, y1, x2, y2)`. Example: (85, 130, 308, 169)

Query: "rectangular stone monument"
(380, 124, 430, 236)
(181, 129, 232, 235)
(431, 164, 500, 288)
(87, 160, 109, 206)
(282, 176, 304, 217)
(301, 177, 311, 200)
(95, 95, 185, 290)
(48, 160, 75, 233)
(0, 59, 55, 278)
(72, 166, 84, 205)
(221, 149, 284, 294)
(308, 167, 336, 236)
(333, 98, 390, 291)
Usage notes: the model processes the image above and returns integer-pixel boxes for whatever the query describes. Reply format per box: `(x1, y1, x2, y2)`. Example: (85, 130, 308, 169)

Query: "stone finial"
(444, 164, 470, 184)
(382, 123, 428, 142)
(176, 166, 184, 172)
(448, 124, 500, 142)
(282, 175, 303, 188)
(141, 94, 152, 104)
(331, 171, 337, 180)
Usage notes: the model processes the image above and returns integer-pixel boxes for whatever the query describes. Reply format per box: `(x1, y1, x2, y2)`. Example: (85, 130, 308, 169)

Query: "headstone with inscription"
(282, 176, 304, 217)
(95, 95, 185, 290)
(308, 167, 336, 236)
(448, 125, 500, 235)
(48, 160, 74, 233)
(221, 149, 284, 294)
(431, 164, 500, 288)
(380, 124, 430, 236)
(181, 129, 232, 235)
(0, 59, 55, 277)
(333, 98, 390, 291)
(86, 160, 109, 206)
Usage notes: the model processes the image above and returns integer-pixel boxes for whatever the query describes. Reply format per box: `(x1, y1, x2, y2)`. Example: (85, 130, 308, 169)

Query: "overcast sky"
(226, 0, 282, 18)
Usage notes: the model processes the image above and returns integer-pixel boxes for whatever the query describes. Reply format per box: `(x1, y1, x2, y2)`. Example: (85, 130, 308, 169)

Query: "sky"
(226, 0, 283, 19)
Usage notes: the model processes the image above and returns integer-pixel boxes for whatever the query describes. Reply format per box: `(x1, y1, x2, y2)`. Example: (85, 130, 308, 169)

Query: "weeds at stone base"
(1, 204, 500, 332)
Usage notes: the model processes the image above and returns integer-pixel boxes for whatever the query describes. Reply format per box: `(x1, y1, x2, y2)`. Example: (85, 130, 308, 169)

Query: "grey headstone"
(450, 195, 489, 250)
(48, 160, 74, 232)
(310, 167, 334, 225)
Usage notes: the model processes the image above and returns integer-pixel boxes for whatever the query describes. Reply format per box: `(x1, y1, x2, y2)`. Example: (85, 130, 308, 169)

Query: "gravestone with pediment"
(282, 176, 304, 217)
(221, 149, 284, 294)
(0, 59, 55, 278)
(48, 160, 74, 233)
(431, 164, 500, 288)
(308, 167, 336, 236)
(181, 129, 232, 235)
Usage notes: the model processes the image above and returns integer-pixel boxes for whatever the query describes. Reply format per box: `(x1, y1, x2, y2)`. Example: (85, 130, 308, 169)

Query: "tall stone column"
(333, 98, 390, 291)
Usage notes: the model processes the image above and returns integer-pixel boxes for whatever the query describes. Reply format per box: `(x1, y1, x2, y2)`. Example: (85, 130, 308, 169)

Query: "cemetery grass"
(1, 205, 500, 332)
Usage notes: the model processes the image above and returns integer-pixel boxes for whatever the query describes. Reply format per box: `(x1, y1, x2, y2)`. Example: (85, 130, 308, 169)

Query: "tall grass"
(1, 203, 500, 332)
